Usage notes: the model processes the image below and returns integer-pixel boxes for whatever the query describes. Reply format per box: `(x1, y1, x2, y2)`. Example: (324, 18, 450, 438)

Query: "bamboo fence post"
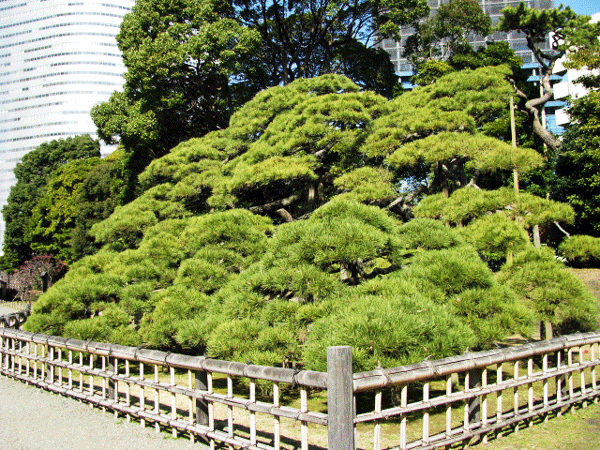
(170, 366, 177, 438)
(593, 343, 598, 403)
(568, 348, 575, 413)
(445, 373, 453, 441)
(400, 384, 408, 450)
(374, 388, 382, 450)
(543, 354, 549, 422)
(154, 364, 160, 432)
(11, 338, 15, 374)
(423, 381, 430, 445)
(481, 368, 488, 443)
(273, 383, 281, 450)
(579, 347, 586, 405)
(125, 360, 131, 423)
(139, 362, 146, 428)
(227, 375, 233, 443)
(557, 350, 564, 417)
(207, 372, 215, 450)
(496, 363, 503, 437)
(513, 360, 519, 431)
(47, 345, 53, 384)
(301, 386, 308, 450)
(250, 378, 257, 445)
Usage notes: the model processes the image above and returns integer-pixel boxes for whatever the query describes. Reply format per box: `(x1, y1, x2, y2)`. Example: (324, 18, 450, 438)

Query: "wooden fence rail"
(350, 331, 600, 449)
(0, 305, 30, 328)
(2, 325, 600, 449)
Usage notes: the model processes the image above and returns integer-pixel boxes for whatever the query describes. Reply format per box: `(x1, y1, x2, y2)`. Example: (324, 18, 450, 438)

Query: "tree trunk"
(539, 321, 553, 341)
(533, 224, 541, 248)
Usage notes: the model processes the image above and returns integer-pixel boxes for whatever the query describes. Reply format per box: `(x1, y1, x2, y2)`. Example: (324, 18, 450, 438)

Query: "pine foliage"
(24, 70, 598, 371)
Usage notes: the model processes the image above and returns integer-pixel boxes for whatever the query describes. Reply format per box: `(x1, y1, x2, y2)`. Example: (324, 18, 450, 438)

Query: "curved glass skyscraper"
(0, 0, 133, 251)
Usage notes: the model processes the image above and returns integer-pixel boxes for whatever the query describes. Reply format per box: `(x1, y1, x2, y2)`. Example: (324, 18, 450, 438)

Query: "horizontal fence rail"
(0, 305, 30, 329)
(2, 326, 600, 449)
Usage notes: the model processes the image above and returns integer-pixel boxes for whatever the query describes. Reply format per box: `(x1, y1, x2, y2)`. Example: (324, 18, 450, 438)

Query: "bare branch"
(248, 192, 303, 214)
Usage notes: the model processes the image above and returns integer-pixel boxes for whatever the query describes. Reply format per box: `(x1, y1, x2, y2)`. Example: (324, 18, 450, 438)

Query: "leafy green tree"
(554, 39, 600, 236)
(91, 0, 260, 169)
(404, 0, 492, 69)
(1, 135, 100, 269)
(92, 0, 430, 190)
(498, 3, 600, 151)
(27, 158, 103, 263)
(70, 150, 126, 261)
(233, 0, 428, 93)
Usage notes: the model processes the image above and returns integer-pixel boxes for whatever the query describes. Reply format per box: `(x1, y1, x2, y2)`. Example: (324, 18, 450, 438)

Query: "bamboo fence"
(2, 318, 600, 450)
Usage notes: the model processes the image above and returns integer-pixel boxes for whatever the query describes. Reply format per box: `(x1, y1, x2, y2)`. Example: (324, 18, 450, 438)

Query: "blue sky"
(558, 0, 599, 16)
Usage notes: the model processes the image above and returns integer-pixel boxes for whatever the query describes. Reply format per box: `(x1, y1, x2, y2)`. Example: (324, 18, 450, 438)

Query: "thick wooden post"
(40, 271, 50, 293)
(468, 368, 482, 425)
(195, 370, 209, 425)
(108, 357, 116, 401)
(327, 346, 355, 450)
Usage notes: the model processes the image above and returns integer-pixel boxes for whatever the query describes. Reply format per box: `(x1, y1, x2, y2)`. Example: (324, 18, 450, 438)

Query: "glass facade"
(0, 0, 133, 251)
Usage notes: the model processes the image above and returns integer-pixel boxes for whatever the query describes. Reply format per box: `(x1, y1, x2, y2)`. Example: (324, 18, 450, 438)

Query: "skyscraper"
(0, 0, 134, 251)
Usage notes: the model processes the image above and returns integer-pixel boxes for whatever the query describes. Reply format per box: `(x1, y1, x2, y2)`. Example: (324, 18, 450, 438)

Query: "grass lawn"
(477, 401, 600, 450)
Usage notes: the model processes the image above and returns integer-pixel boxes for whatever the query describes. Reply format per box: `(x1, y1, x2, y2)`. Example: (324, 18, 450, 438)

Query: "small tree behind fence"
(1, 326, 600, 449)
(6, 255, 67, 302)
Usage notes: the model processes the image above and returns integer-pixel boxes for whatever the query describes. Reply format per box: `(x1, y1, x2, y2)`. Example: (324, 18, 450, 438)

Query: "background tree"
(27, 158, 103, 263)
(233, 0, 428, 93)
(92, 0, 429, 198)
(1, 135, 100, 269)
(71, 150, 127, 261)
(91, 0, 261, 198)
(403, 0, 492, 71)
(497, 3, 600, 151)
(554, 39, 600, 237)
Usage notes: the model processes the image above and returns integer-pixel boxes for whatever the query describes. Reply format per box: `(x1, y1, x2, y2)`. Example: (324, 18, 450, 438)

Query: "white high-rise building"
(0, 0, 133, 251)
(553, 11, 600, 127)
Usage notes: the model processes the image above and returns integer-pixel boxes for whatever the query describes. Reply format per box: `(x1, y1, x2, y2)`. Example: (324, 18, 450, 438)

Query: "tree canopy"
(25, 71, 598, 370)
(27, 158, 103, 263)
(553, 27, 600, 237)
(498, 3, 600, 151)
(91, 0, 260, 166)
(404, 0, 492, 66)
(1, 135, 100, 269)
(233, 0, 428, 94)
(92, 0, 432, 184)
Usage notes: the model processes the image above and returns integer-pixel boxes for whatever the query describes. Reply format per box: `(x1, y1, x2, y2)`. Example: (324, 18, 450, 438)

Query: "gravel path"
(0, 304, 18, 315)
(0, 375, 208, 450)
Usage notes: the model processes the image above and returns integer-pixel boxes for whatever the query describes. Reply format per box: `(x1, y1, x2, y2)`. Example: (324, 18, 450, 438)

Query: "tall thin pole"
(510, 96, 519, 196)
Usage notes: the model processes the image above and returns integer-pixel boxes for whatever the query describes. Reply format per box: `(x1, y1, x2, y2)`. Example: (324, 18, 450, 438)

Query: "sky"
(558, 0, 600, 16)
